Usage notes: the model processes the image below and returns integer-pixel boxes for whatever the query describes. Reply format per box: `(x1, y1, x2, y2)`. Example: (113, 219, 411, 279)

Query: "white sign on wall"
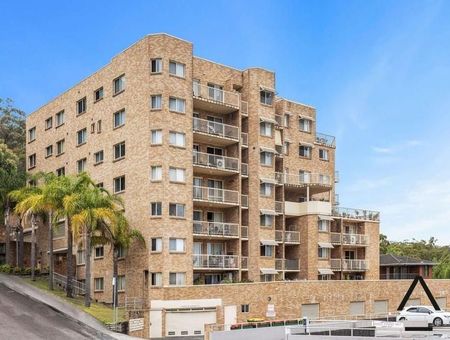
(129, 318, 144, 332)
(266, 304, 276, 317)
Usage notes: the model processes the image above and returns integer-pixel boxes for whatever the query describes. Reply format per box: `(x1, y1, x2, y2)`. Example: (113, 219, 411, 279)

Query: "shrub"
(0, 264, 13, 273)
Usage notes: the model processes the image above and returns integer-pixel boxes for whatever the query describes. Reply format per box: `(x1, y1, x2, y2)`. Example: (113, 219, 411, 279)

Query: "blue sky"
(1, 0, 449, 244)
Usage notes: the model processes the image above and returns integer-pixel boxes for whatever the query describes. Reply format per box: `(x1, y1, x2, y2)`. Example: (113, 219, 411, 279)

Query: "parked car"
(396, 306, 450, 327)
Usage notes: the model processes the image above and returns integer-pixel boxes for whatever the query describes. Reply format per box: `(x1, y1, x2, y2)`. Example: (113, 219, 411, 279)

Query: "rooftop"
(380, 254, 436, 267)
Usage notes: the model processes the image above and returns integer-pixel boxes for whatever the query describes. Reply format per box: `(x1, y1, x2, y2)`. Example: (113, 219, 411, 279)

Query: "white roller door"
(301, 303, 319, 319)
(166, 309, 216, 337)
(373, 300, 388, 315)
(350, 301, 365, 316)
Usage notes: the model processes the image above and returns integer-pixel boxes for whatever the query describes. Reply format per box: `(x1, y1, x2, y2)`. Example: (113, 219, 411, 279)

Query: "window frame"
(168, 97, 186, 113)
(28, 127, 36, 142)
(28, 153, 36, 169)
(113, 175, 125, 194)
(151, 237, 163, 252)
(169, 272, 186, 286)
(94, 277, 104, 291)
(113, 141, 126, 161)
(113, 74, 125, 95)
(151, 202, 162, 217)
(76, 97, 87, 115)
(151, 129, 163, 145)
(45, 145, 53, 158)
(260, 90, 274, 106)
(169, 131, 186, 148)
(56, 139, 65, 156)
(151, 166, 162, 181)
(94, 245, 104, 259)
(94, 87, 104, 102)
(151, 58, 163, 74)
(168, 61, 186, 78)
(76, 128, 87, 146)
(77, 158, 87, 173)
(55, 110, 65, 127)
(169, 203, 185, 218)
(113, 109, 125, 129)
(169, 167, 186, 183)
(169, 238, 186, 253)
(94, 150, 104, 165)
(151, 95, 162, 110)
(45, 117, 53, 130)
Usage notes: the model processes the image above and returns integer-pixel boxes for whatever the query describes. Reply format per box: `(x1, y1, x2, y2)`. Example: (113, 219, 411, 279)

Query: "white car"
(397, 305, 450, 327)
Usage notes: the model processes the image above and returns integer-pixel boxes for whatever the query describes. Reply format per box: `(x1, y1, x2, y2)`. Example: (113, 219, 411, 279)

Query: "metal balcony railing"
(285, 259, 299, 271)
(284, 231, 300, 243)
(193, 82, 240, 108)
(241, 226, 248, 239)
(330, 233, 341, 244)
(193, 186, 240, 205)
(275, 259, 283, 270)
(193, 151, 239, 172)
(342, 233, 369, 245)
(192, 221, 239, 238)
(192, 117, 239, 140)
(241, 163, 248, 177)
(331, 259, 368, 271)
(192, 254, 239, 269)
(332, 207, 380, 221)
(276, 172, 332, 186)
(241, 132, 248, 146)
(241, 195, 248, 208)
(315, 132, 336, 147)
(241, 256, 248, 269)
(53, 272, 85, 296)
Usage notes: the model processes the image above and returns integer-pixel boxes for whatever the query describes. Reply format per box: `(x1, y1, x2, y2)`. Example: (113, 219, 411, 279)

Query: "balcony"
(284, 201, 331, 217)
(193, 254, 239, 270)
(192, 221, 239, 239)
(332, 207, 380, 222)
(285, 259, 300, 271)
(330, 259, 368, 271)
(193, 151, 239, 175)
(193, 117, 239, 146)
(193, 186, 240, 207)
(241, 226, 248, 239)
(241, 256, 248, 270)
(279, 172, 333, 189)
(275, 230, 283, 242)
(241, 132, 248, 147)
(330, 233, 369, 246)
(241, 163, 248, 177)
(275, 259, 283, 271)
(315, 133, 336, 148)
(284, 231, 300, 244)
(193, 82, 240, 114)
(241, 195, 248, 209)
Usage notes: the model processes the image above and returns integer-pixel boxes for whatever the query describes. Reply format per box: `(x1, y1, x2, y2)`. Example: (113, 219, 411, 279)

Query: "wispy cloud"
(372, 139, 423, 155)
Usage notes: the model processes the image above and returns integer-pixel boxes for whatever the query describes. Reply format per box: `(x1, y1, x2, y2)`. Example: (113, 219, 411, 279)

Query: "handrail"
(193, 82, 240, 108)
(332, 207, 380, 221)
(275, 172, 332, 186)
(192, 254, 239, 269)
(192, 221, 239, 237)
(192, 117, 239, 140)
(193, 186, 240, 205)
(193, 151, 239, 172)
(316, 132, 336, 147)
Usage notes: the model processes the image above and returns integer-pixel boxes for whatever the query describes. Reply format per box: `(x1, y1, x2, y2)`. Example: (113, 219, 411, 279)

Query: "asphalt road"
(0, 283, 113, 340)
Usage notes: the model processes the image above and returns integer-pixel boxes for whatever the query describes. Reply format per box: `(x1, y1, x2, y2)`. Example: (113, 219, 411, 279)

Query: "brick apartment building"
(24, 33, 380, 306)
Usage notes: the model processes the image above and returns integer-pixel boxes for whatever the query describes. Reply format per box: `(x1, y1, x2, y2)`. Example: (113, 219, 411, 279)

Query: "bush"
(0, 264, 13, 273)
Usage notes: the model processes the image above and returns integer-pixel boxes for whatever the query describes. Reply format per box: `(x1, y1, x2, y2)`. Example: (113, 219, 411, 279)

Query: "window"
(77, 97, 87, 115)
(94, 277, 104, 291)
(299, 118, 311, 132)
(28, 154, 36, 169)
(56, 110, 65, 126)
(151, 58, 162, 73)
(169, 238, 185, 252)
(117, 275, 126, 291)
(97, 120, 102, 133)
(169, 97, 186, 113)
(113, 109, 125, 128)
(151, 237, 162, 252)
(169, 272, 186, 286)
(319, 149, 329, 161)
(113, 74, 125, 95)
(94, 150, 104, 164)
(260, 122, 272, 137)
(76, 249, 85, 265)
(299, 170, 311, 183)
(28, 127, 36, 142)
(151, 166, 162, 181)
(113, 175, 125, 193)
(77, 128, 87, 145)
(169, 61, 185, 77)
(299, 145, 312, 158)
(96, 182, 104, 188)
(151, 202, 162, 216)
(45, 145, 53, 158)
(77, 158, 87, 173)
(91, 123, 95, 133)
(53, 221, 65, 238)
(260, 151, 273, 166)
(260, 245, 273, 257)
(283, 141, 290, 155)
(318, 220, 330, 232)
(45, 117, 53, 130)
(169, 167, 185, 183)
(169, 132, 185, 147)
(241, 304, 250, 313)
(260, 90, 274, 105)
(284, 114, 290, 128)
(56, 167, 65, 177)
(56, 139, 65, 155)
(151, 130, 162, 144)
(169, 203, 185, 218)
(318, 247, 330, 259)
(94, 246, 104, 258)
(94, 87, 103, 102)
(117, 245, 126, 259)
(151, 95, 162, 109)
(260, 214, 274, 227)
(260, 183, 272, 197)
(151, 272, 162, 286)
(114, 141, 125, 160)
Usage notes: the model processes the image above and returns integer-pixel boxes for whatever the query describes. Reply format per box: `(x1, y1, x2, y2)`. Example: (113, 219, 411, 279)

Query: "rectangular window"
(94, 277, 104, 291)
(299, 118, 311, 132)
(97, 120, 102, 133)
(284, 114, 290, 128)
(151, 58, 162, 73)
(90, 123, 95, 134)
(114, 141, 125, 160)
(151, 272, 162, 286)
(117, 245, 126, 259)
(151, 130, 162, 144)
(318, 220, 330, 232)
(96, 182, 104, 188)
(260, 122, 272, 137)
(299, 170, 311, 183)
(169, 203, 185, 218)
(77, 97, 87, 115)
(56, 110, 65, 126)
(76, 249, 85, 265)
(169, 61, 185, 77)
(260, 183, 273, 197)
(113, 109, 125, 128)
(241, 304, 250, 313)
(56, 139, 65, 155)
(53, 221, 65, 238)
(45, 145, 53, 158)
(77, 128, 87, 145)
(169, 97, 186, 113)
(94, 150, 104, 164)
(260, 90, 274, 105)
(28, 127, 36, 142)
(318, 247, 330, 259)
(260, 245, 273, 257)
(56, 167, 65, 177)
(113, 74, 125, 95)
(169, 167, 185, 183)
(169, 238, 185, 252)
(260, 214, 274, 227)
(77, 158, 87, 173)
(283, 141, 290, 155)
(151, 166, 162, 181)
(319, 149, 329, 161)
(169, 272, 186, 286)
(299, 145, 312, 158)
(151, 237, 162, 252)
(28, 154, 36, 169)
(117, 275, 126, 291)
(151, 202, 162, 217)
(94, 246, 104, 258)
(151, 95, 162, 109)
(113, 175, 125, 193)
(260, 152, 273, 166)
(169, 132, 185, 147)
(45, 117, 53, 130)
(94, 87, 103, 102)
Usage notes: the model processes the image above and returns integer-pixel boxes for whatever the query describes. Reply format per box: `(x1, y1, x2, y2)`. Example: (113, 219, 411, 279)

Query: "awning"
(318, 242, 334, 249)
(260, 268, 279, 275)
(318, 215, 334, 221)
(47, 247, 68, 254)
(260, 116, 277, 125)
(284, 111, 293, 115)
(260, 240, 279, 246)
(260, 146, 276, 153)
(260, 178, 276, 185)
(260, 209, 277, 216)
(318, 268, 335, 275)
(299, 114, 315, 122)
(260, 85, 276, 93)
(299, 141, 315, 148)
(284, 138, 292, 143)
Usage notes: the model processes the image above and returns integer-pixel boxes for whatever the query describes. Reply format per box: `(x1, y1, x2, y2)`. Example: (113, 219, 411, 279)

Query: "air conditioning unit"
(216, 158, 225, 169)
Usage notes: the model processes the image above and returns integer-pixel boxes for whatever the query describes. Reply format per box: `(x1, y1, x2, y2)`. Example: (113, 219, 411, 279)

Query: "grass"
(22, 276, 126, 324)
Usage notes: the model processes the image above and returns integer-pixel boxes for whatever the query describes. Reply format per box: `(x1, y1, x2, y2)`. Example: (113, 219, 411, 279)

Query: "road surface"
(0, 283, 113, 339)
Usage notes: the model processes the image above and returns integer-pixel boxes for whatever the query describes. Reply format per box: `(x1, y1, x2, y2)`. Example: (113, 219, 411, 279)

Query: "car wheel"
(399, 317, 406, 321)
(433, 317, 443, 327)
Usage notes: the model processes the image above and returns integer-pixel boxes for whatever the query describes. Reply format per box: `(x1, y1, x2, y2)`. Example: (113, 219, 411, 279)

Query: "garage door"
(166, 309, 216, 337)
(301, 303, 319, 320)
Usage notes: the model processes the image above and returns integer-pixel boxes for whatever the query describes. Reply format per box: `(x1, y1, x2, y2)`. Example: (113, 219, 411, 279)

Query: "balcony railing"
(241, 256, 248, 269)
(193, 186, 239, 205)
(241, 226, 248, 239)
(284, 231, 300, 243)
(330, 233, 341, 244)
(241, 100, 248, 116)
(241, 163, 248, 177)
(276, 172, 332, 186)
(241, 195, 248, 208)
(380, 273, 419, 280)
(275, 230, 283, 242)
(193, 254, 239, 269)
(330, 233, 368, 246)
(285, 259, 299, 271)
(315, 133, 336, 147)
(275, 259, 283, 270)
(275, 201, 283, 214)
(332, 207, 380, 221)
(193, 221, 239, 238)
(331, 259, 368, 271)
(192, 117, 239, 140)
(193, 151, 239, 172)
(241, 132, 248, 147)
(330, 259, 342, 270)
(193, 82, 240, 108)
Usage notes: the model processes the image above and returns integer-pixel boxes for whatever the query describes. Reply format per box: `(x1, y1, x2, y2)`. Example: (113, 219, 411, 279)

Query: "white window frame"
(151, 237, 162, 252)
(77, 128, 87, 145)
(260, 151, 273, 166)
(299, 145, 312, 158)
(260, 214, 274, 227)
(169, 238, 185, 253)
(45, 145, 53, 158)
(169, 131, 186, 147)
(94, 277, 104, 291)
(114, 141, 126, 160)
(319, 148, 329, 161)
(318, 247, 330, 259)
(113, 75, 125, 95)
(169, 203, 185, 218)
(151, 272, 162, 286)
(28, 127, 36, 142)
(169, 167, 185, 183)
(151, 95, 162, 110)
(299, 118, 311, 132)
(151, 130, 162, 145)
(151, 58, 162, 73)
(77, 158, 86, 173)
(151, 166, 162, 181)
(260, 183, 273, 197)
(260, 90, 274, 105)
(113, 175, 125, 193)
(260, 245, 274, 257)
(151, 202, 162, 217)
(169, 61, 185, 77)
(169, 272, 186, 286)
(117, 275, 126, 291)
(94, 246, 104, 259)
(45, 117, 53, 130)
(56, 139, 65, 155)
(113, 109, 125, 128)
(76, 249, 85, 265)
(169, 97, 186, 113)
(318, 220, 330, 232)
(56, 111, 65, 126)
(94, 150, 104, 164)
(260, 122, 273, 137)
